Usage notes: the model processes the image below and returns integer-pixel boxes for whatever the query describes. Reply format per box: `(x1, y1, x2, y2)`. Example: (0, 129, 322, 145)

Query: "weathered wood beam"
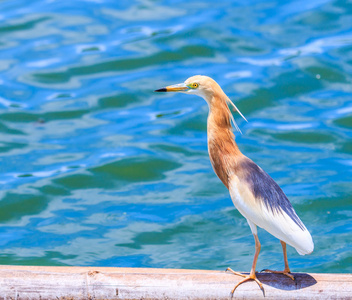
(0, 265, 351, 299)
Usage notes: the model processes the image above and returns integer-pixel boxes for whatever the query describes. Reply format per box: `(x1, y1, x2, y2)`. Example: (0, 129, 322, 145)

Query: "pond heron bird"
(155, 75, 314, 295)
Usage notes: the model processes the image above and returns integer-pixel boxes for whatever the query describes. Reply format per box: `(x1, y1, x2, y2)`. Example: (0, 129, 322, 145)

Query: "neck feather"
(207, 95, 242, 188)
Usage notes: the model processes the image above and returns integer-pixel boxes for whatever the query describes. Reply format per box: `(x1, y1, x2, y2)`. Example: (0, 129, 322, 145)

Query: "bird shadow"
(256, 272, 317, 291)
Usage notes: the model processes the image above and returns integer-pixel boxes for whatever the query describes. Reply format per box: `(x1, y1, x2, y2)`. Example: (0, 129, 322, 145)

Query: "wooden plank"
(0, 265, 351, 299)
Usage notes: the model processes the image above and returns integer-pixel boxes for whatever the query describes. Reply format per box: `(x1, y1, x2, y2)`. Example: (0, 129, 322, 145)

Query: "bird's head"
(154, 75, 218, 102)
(155, 75, 247, 133)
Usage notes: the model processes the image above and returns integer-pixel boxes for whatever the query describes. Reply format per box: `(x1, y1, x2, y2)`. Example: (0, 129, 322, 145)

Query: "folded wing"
(229, 157, 314, 255)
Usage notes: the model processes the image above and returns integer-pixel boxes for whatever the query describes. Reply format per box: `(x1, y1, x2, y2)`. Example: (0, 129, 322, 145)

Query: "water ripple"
(0, 0, 350, 273)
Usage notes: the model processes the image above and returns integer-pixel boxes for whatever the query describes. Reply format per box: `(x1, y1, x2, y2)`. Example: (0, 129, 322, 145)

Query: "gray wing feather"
(240, 158, 305, 230)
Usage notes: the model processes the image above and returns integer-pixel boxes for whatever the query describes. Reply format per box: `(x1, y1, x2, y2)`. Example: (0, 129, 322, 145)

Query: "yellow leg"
(261, 240, 295, 280)
(226, 234, 265, 296)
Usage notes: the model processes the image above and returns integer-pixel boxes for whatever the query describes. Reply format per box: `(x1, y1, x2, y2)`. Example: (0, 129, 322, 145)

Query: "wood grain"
(0, 265, 351, 299)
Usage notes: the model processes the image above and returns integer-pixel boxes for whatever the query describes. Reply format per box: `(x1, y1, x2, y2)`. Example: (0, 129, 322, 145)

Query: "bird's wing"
(229, 157, 314, 255)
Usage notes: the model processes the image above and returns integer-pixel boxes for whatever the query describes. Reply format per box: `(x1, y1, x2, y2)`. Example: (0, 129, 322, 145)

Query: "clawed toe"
(226, 268, 265, 297)
(225, 267, 246, 278)
(261, 268, 295, 281)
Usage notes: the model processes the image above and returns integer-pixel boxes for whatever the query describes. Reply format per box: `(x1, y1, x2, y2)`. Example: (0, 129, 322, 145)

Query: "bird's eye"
(192, 83, 199, 88)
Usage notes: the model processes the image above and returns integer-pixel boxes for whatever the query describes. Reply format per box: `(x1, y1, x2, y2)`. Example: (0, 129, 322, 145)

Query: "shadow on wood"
(255, 272, 317, 290)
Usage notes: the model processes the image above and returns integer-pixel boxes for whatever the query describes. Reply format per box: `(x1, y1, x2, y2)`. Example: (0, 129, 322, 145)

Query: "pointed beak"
(154, 83, 189, 93)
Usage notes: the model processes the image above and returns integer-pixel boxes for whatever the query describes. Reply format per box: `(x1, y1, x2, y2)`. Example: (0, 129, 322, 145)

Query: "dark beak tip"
(154, 88, 167, 92)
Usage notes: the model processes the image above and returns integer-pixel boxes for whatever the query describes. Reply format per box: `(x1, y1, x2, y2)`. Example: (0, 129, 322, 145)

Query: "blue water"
(0, 0, 351, 274)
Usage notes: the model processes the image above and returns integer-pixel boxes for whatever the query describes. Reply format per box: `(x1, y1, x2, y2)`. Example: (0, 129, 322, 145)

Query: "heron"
(155, 75, 314, 295)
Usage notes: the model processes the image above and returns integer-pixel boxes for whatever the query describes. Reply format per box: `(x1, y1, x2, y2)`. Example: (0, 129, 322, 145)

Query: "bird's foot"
(261, 268, 295, 281)
(226, 268, 265, 297)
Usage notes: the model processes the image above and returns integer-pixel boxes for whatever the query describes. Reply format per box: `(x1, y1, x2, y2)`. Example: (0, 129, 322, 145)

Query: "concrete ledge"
(0, 265, 351, 299)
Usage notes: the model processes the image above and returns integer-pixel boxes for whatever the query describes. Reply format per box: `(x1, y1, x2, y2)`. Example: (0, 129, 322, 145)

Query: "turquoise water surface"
(0, 0, 351, 274)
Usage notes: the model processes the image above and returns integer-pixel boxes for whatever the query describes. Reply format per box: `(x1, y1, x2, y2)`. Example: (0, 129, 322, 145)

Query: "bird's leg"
(261, 240, 295, 280)
(226, 234, 264, 296)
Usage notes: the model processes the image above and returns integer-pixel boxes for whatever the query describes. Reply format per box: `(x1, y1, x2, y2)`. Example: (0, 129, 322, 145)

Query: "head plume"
(225, 97, 247, 134)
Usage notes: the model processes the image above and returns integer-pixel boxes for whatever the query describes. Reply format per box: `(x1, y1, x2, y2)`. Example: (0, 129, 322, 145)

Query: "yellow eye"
(192, 83, 199, 88)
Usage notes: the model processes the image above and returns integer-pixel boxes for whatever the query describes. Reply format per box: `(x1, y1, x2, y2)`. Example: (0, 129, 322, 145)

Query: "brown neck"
(208, 96, 232, 129)
(207, 96, 242, 189)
